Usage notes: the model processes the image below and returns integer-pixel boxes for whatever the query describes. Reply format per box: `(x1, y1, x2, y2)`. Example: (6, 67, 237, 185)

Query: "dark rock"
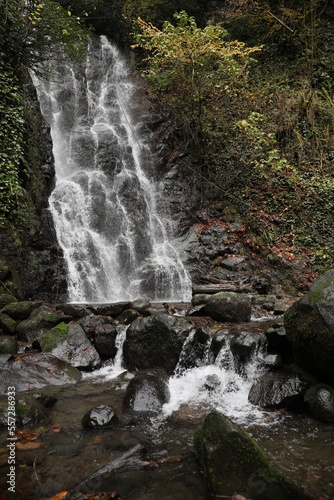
(191, 294, 211, 306)
(186, 304, 207, 316)
(248, 366, 317, 409)
(123, 370, 170, 413)
(230, 331, 266, 370)
(206, 292, 251, 323)
(56, 303, 89, 318)
(79, 314, 116, 340)
(169, 404, 210, 427)
(265, 325, 293, 362)
(221, 256, 245, 270)
(0, 313, 17, 335)
(258, 353, 284, 370)
(82, 405, 119, 429)
(92, 321, 118, 359)
(176, 327, 214, 372)
(0, 353, 81, 395)
(304, 384, 334, 422)
(0, 260, 10, 281)
(16, 305, 71, 342)
(117, 308, 141, 325)
(87, 302, 131, 317)
(0, 301, 42, 320)
(0, 335, 18, 354)
(40, 322, 101, 370)
(284, 269, 334, 383)
(194, 411, 311, 500)
(123, 314, 191, 374)
(252, 275, 273, 294)
(130, 299, 151, 313)
(0, 294, 17, 309)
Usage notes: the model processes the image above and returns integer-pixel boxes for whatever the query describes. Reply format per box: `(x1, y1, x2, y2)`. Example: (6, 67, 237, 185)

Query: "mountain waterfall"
(32, 37, 192, 303)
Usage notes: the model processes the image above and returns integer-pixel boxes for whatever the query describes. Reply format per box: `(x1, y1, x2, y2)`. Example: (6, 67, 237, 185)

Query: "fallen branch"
(64, 444, 150, 498)
(192, 283, 252, 294)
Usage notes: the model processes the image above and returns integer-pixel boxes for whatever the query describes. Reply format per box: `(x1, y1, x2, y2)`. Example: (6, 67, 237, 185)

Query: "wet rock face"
(123, 370, 170, 413)
(205, 292, 252, 323)
(194, 411, 311, 500)
(248, 366, 316, 409)
(0, 353, 81, 395)
(123, 314, 191, 374)
(284, 269, 334, 383)
(304, 384, 334, 423)
(40, 322, 101, 370)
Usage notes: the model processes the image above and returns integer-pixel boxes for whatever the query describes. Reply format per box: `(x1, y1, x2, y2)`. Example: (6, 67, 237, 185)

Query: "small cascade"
(83, 324, 128, 382)
(163, 335, 268, 424)
(31, 36, 192, 303)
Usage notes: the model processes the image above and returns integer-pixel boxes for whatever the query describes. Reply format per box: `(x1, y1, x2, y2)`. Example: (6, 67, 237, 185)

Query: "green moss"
(307, 269, 334, 304)
(194, 411, 311, 499)
(40, 322, 69, 351)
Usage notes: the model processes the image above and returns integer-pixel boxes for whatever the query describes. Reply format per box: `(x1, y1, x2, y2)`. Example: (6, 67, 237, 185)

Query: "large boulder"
(0, 353, 81, 395)
(284, 269, 334, 383)
(123, 314, 191, 374)
(194, 411, 311, 500)
(205, 292, 251, 323)
(40, 322, 101, 370)
(248, 365, 316, 409)
(123, 369, 170, 413)
(0, 301, 42, 321)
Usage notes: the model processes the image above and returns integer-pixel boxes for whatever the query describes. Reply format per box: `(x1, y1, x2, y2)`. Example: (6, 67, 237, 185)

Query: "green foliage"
(124, 0, 203, 29)
(0, 0, 89, 72)
(0, 65, 27, 228)
(133, 11, 262, 149)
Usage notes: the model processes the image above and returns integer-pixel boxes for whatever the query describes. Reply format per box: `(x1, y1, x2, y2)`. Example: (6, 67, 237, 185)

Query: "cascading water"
(163, 334, 268, 424)
(31, 36, 192, 303)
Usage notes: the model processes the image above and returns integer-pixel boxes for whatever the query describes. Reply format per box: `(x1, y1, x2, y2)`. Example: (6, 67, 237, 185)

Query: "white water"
(31, 36, 192, 303)
(162, 335, 267, 424)
(83, 324, 128, 382)
(85, 326, 268, 424)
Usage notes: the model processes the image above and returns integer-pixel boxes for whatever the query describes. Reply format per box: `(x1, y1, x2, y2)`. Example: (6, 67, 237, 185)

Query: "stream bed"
(1, 358, 334, 500)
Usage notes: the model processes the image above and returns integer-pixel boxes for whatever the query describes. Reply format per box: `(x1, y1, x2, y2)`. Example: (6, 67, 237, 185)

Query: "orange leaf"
(16, 441, 44, 451)
(46, 492, 69, 500)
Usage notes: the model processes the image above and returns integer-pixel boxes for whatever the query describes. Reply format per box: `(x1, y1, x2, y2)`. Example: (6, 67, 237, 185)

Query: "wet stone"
(87, 302, 131, 317)
(0, 335, 18, 354)
(82, 405, 119, 429)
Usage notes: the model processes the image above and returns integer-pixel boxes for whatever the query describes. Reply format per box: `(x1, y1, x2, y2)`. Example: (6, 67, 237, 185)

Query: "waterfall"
(31, 36, 192, 303)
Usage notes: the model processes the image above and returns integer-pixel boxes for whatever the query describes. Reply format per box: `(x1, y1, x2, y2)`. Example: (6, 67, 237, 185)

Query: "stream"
(1, 312, 333, 499)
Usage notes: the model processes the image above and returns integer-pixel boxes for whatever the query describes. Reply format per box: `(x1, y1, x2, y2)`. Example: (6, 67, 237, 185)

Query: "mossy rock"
(206, 292, 252, 323)
(0, 313, 17, 335)
(40, 322, 69, 351)
(194, 411, 311, 500)
(0, 294, 17, 309)
(284, 270, 334, 383)
(1, 300, 42, 320)
(0, 335, 18, 354)
(16, 305, 69, 342)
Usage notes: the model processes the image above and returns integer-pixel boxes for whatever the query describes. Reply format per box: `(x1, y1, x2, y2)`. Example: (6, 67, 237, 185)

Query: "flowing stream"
(31, 36, 192, 303)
